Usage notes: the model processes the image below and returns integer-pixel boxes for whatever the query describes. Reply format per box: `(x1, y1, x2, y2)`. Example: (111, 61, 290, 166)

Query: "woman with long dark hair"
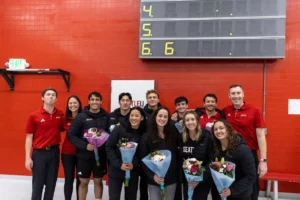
(211, 119, 256, 200)
(62, 95, 82, 200)
(140, 106, 179, 200)
(181, 110, 212, 200)
(106, 107, 147, 200)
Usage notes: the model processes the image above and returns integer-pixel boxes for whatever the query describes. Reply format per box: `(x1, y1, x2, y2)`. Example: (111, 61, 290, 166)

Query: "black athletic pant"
(108, 173, 139, 200)
(183, 179, 211, 200)
(61, 154, 80, 200)
(31, 146, 60, 200)
(251, 150, 259, 200)
(229, 196, 251, 200)
(139, 170, 148, 200)
(174, 183, 182, 200)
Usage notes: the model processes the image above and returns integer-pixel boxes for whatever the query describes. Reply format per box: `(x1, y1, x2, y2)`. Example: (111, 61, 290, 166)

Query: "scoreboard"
(139, 0, 286, 59)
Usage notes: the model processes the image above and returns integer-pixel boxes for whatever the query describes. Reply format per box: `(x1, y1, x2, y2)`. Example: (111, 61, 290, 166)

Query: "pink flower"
(191, 165, 197, 173)
(213, 162, 220, 165)
(226, 164, 233, 171)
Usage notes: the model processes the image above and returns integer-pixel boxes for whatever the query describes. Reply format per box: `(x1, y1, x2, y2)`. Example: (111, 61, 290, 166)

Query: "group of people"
(24, 84, 268, 200)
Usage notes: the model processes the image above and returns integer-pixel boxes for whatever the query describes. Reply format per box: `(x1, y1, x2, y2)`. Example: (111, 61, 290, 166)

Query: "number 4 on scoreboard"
(165, 42, 174, 55)
(143, 5, 153, 17)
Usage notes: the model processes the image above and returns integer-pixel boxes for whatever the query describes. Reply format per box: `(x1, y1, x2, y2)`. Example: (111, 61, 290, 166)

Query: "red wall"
(0, 0, 299, 193)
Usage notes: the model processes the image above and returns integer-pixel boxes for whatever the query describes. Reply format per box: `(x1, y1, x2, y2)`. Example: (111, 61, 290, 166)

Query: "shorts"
(76, 158, 107, 179)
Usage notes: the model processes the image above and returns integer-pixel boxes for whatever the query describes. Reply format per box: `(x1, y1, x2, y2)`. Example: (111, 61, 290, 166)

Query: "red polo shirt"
(223, 103, 265, 150)
(26, 107, 65, 149)
(199, 109, 222, 129)
(62, 118, 76, 155)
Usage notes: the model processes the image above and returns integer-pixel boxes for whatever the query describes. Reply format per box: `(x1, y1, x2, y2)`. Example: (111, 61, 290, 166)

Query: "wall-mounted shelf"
(0, 68, 70, 91)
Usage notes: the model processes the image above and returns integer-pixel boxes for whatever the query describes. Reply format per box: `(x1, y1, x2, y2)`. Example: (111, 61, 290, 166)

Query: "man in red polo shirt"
(195, 93, 226, 133)
(223, 84, 268, 200)
(25, 88, 65, 200)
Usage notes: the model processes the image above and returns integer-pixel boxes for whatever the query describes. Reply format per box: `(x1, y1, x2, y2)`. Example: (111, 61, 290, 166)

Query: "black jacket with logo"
(180, 129, 213, 182)
(68, 106, 109, 162)
(106, 125, 144, 179)
(212, 134, 256, 198)
(108, 108, 130, 128)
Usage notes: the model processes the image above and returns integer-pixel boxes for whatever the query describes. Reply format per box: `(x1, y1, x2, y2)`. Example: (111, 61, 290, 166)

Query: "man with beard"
(223, 84, 267, 200)
(25, 88, 65, 200)
(68, 92, 109, 200)
(195, 94, 226, 133)
(109, 92, 132, 131)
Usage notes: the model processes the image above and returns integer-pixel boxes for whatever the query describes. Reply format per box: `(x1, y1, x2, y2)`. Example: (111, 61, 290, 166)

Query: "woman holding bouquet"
(61, 95, 82, 200)
(211, 119, 256, 200)
(106, 107, 147, 200)
(140, 106, 180, 200)
(180, 110, 213, 200)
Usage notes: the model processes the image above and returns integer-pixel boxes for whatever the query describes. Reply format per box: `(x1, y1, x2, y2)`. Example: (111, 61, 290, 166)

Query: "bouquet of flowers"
(142, 150, 171, 200)
(118, 141, 138, 186)
(209, 158, 235, 200)
(205, 122, 214, 133)
(109, 122, 120, 132)
(183, 158, 205, 200)
(83, 128, 109, 166)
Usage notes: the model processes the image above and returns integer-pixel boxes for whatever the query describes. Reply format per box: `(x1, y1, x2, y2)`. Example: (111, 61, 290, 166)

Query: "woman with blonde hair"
(180, 110, 213, 200)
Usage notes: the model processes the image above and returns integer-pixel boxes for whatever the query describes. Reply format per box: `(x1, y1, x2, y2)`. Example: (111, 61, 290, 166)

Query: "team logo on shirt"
(227, 113, 231, 116)
(67, 122, 71, 126)
(183, 146, 194, 154)
(40, 119, 45, 122)
(86, 118, 92, 121)
(241, 114, 248, 117)
(56, 116, 61, 119)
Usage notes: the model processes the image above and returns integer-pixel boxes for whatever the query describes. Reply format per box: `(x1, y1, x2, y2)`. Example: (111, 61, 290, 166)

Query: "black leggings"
(251, 150, 259, 200)
(183, 179, 211, 200)
(108, 173, 139, 200)
(61, 154, 80, 200)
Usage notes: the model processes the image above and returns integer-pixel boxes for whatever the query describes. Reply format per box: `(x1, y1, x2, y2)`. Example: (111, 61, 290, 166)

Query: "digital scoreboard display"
(139, 0, 286, 59)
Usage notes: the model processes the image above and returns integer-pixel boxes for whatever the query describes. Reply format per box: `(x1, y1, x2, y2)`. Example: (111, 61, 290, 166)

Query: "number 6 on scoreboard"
(141, 42, 152, 55)
(165, 42, 174, 55)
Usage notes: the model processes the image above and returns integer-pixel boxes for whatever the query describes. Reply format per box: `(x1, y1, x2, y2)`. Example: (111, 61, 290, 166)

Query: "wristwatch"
(260, 158, 267, 162)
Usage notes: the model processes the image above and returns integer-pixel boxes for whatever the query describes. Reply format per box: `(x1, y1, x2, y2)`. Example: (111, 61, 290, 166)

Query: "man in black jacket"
(109, 92, 132, 131)
(171, 96, 189, 123)
(143, 89, 162, 121)
(68, 92, 109, 200)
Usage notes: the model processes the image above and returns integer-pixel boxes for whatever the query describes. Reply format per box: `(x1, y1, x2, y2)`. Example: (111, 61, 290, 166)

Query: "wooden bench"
(260, 172, 300, 200)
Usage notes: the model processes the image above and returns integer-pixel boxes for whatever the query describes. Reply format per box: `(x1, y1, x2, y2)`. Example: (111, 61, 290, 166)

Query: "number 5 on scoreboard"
(165, 42, 174, 55)
(142, 23, 152, 37)
(141, 42, 152, 55)
(143, 5, 153, 17)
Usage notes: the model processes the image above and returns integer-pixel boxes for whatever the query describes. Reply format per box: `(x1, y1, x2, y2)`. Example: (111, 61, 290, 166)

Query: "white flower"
(151, 155, 166, 162)
(219, 168, 224, 173)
